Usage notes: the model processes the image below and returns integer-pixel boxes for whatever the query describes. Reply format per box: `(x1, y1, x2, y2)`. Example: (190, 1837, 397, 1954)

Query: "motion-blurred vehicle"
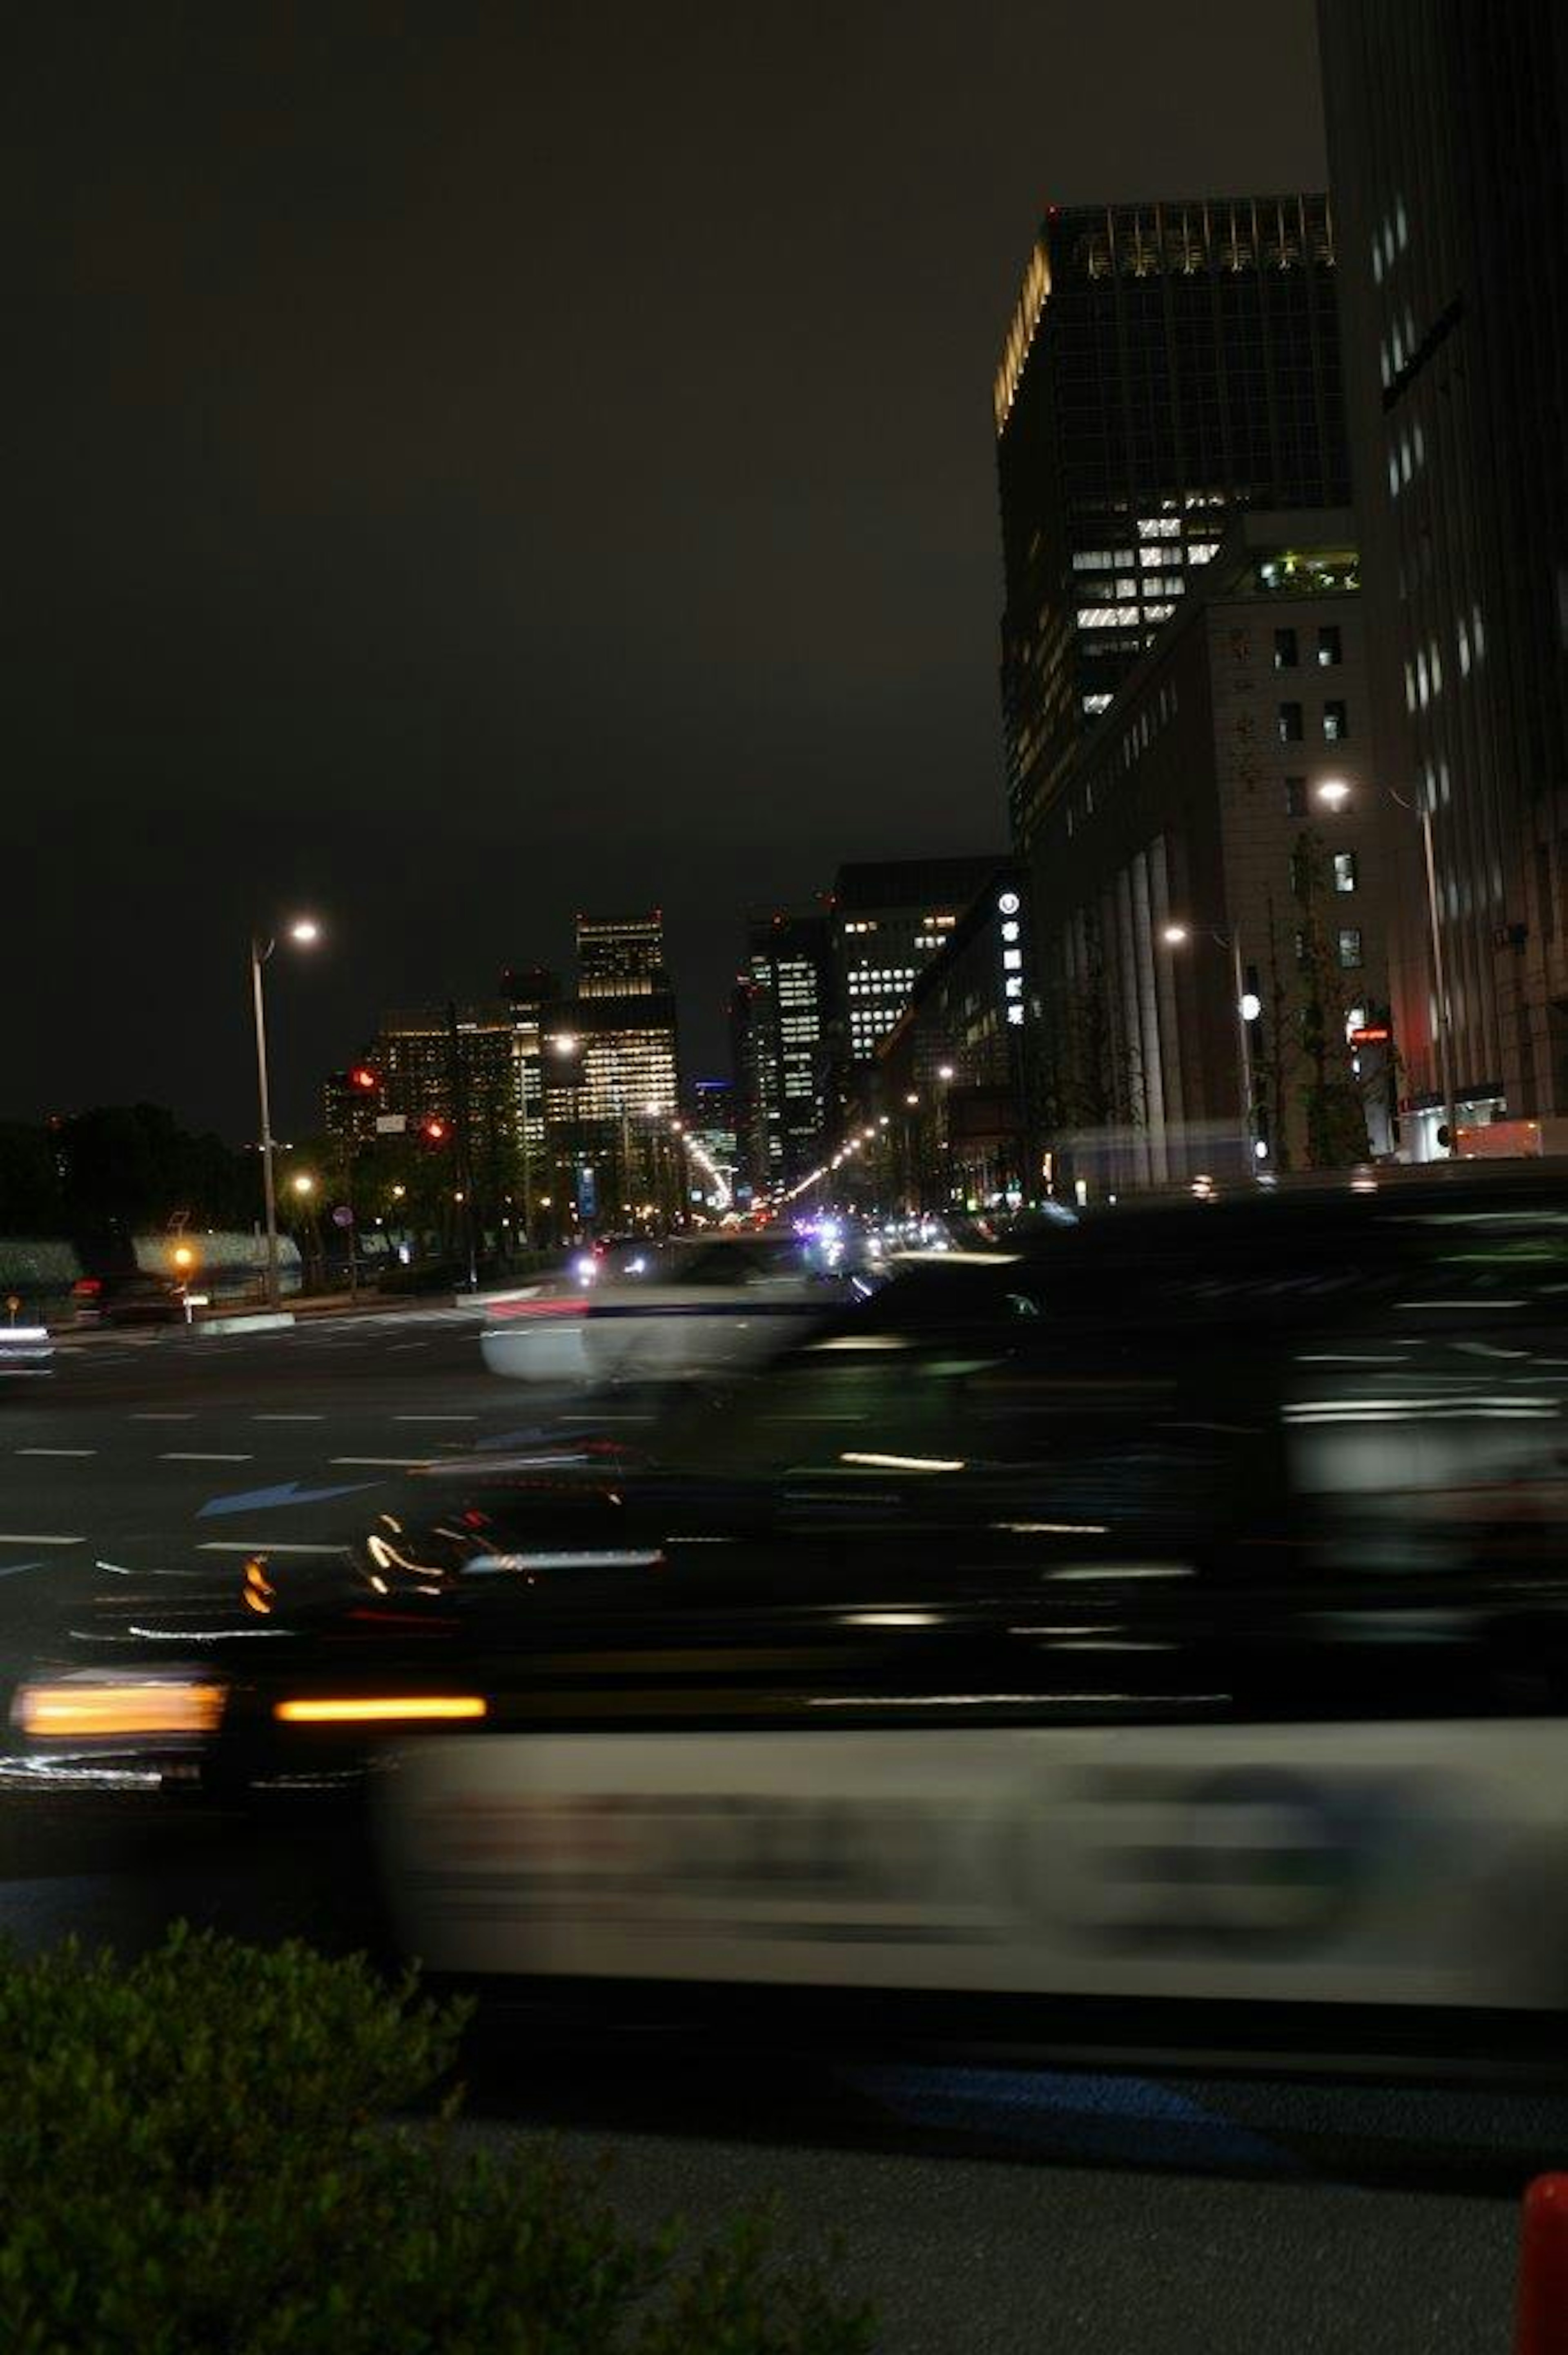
(0, 1318, 53, 1378)
(581, 1232, 866, 1383)
(71, 1271, 187, 1326)
(476, 1242, 662, 1383)
(22, 1164, 1568, 2048)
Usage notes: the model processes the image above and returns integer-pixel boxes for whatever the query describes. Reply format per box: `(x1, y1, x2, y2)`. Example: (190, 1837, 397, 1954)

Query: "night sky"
(6, 3, 1325, 1141)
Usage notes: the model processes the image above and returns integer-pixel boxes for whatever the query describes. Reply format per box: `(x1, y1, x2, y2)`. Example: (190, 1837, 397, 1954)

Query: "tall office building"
(542, 914, 681, 1221)
(1318, 2, 1568, 1147)
(833, 856, 1001, 1066)
(737, 912, 834, 1191)
(500, 964, 558, 1171)
(575, 912, 668, 999)
(995, 196, 1350, 855)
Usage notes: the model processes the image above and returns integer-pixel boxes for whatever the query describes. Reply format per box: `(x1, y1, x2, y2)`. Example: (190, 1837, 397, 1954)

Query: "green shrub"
(0, 1925, 874, 2355)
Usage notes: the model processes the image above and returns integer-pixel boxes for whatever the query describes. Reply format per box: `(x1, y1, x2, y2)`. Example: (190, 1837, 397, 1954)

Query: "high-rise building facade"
(1318, 2, 1568, 1149)
(541, 913, 681, 1222)
(996, 196, 1350, 856)
(832, 856, 1002, 1066)
(1029, 511, 1387, 1188)
(575, 912, 668, 999)
(736, 912, 833, 1191)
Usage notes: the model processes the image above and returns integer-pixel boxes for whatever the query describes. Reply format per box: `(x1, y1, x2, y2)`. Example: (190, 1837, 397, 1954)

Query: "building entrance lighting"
(250, 915, 323, 1311)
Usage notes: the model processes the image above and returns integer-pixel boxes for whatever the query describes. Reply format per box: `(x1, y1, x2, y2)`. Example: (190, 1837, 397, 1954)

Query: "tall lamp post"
(251, 917, 321, 1310)
(1160, 922, 1259, 1177)
(1317, 775, 1456, 1155)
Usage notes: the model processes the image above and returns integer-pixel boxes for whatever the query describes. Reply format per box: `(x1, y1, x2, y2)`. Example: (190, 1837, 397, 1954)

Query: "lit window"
(1277, 701, 1304, 744)
(1317, 625, 1341, 668)
(1323, 700, 1348, 743)
(1337, 928, 1364, 969)
(1274, 628, 1298, 670)
(1334, 851, 1358, 894)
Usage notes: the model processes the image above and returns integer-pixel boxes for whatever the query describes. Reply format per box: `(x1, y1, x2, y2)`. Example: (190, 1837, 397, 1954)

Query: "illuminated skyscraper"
(1319, 0, 1568, 1145)
(575, 912, 669, 998)
(995, 196, 1350, 855)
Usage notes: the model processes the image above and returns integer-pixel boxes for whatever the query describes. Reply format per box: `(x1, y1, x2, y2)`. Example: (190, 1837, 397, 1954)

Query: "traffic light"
(348, 1064, 379, 1094)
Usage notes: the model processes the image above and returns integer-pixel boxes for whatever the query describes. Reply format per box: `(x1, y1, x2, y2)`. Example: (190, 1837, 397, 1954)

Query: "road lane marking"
(0, 1561, 44, 1578)
(129, 1412, 195, 1421)
(387, 1343, 428, 1352)
(0, 1533, 84, 1546)
(197, 1540, 349, 1555)
(251, 1413, 326, 1421)
(330, 1455, 435, 1468)
(15, 1447, 97, 1457)
(393, 1414, 478, 1422)
(159, 1451, 255, 1462)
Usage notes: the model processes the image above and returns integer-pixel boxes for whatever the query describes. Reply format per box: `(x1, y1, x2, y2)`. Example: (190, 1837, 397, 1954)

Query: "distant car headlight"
(12, 1673, 228, 1740)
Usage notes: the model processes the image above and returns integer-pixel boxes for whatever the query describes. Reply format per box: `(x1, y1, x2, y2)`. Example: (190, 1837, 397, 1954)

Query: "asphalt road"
(0, 1305, 1559, 2352)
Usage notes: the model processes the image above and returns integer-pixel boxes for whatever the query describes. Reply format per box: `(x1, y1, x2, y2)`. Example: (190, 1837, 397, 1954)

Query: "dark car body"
(72, 1271, 187, 1326)
(19, 1165, 1568, 2042)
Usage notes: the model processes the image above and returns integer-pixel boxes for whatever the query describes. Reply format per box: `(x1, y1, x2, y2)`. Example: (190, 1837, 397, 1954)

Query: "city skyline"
(2, 3, 1328, 1139)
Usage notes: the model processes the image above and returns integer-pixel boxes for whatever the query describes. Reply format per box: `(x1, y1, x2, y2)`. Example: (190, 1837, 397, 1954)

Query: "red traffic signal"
(348, 1064, 379, 1093)
(421, 1117, 450, 1144)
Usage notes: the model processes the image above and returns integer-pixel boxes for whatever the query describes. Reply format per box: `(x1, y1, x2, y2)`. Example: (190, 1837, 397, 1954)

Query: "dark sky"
(4, 2, 1325, 1141)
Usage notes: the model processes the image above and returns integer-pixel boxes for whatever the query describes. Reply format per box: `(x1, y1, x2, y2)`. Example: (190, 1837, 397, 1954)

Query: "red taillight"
(72, 1278, 103, 1298)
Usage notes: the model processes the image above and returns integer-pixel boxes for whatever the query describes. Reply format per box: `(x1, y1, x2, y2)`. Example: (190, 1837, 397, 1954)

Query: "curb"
(195, 1312, 297, 1337)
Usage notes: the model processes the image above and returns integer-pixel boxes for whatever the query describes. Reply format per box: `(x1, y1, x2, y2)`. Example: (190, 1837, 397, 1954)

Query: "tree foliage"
(0, 1926, 873, 2355)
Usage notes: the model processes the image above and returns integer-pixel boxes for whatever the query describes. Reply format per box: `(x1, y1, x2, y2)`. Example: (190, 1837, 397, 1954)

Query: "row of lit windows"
(1274, 625, 1341, 669)
(1278, 699, 1348, 744)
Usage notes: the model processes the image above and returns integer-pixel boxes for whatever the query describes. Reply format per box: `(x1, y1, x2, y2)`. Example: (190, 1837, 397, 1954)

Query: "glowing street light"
(1316, 777, 1352, 811)
(291, 1172, 316, 1199)
(251, 915, 323, 1310)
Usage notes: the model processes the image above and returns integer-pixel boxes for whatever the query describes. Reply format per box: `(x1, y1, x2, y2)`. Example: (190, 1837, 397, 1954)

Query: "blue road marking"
(847, 2063, 1296, 2174)
(198, 1479, 378, 1519)
(0, 1561, 42, 1579)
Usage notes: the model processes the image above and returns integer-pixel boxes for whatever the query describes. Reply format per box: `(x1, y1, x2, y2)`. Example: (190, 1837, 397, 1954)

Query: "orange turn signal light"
(16, 1680, 227, 1739)
(272, 1695, 487, 1725)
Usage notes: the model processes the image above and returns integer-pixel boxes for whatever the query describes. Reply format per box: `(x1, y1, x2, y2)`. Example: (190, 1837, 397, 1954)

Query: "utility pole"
(445, 1001, 480, 1291)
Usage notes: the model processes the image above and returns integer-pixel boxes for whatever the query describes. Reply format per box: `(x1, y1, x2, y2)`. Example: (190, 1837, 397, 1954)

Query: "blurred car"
(0, 1318, 54, 1378)
(22, 1164, 1568, 2043)
(476, 1243, 662, 1383)
(581, 1233, 865, 1383)
(71, 1271, 187, 1327)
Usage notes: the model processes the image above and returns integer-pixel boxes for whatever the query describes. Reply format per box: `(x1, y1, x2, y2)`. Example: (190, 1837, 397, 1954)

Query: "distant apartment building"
(995, 195, 1350, 859)
(1319, 0, 1568, 1149)
(1028, 511, 1385, 1189)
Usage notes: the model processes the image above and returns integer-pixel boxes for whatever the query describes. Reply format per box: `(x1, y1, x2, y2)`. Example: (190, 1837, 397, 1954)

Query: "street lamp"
(251, 917, 322, 1310)
(1317, 776, 1454, 1153)
(1161, 921, 1257, 1175)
